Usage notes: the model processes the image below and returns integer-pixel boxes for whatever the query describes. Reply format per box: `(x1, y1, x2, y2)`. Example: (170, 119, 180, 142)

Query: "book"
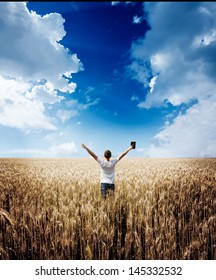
(131, 141, 136, 149)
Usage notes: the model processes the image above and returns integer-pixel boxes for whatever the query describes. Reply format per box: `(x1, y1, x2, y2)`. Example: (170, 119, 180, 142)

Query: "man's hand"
(81, 143, 87, 149)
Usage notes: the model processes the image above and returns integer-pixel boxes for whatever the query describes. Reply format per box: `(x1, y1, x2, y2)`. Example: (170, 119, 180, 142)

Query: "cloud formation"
(56, 98, 100, 123)
(129, 2, 216, 157)
(0, 76, 56, 130)
(0, 2, 82, 130)
(132, 15, 143, 24)
(2, 142, 78, 157)
(48, 142, 77, 157)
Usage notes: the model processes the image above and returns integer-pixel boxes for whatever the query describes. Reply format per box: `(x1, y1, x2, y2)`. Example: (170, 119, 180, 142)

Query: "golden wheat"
(0, 158, 215, 260)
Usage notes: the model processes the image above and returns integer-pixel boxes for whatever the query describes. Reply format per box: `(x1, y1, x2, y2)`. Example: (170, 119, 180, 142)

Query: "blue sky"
(0, 2, 216, 158)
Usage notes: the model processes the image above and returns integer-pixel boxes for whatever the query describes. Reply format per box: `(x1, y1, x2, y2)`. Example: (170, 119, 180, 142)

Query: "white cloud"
(129, 2, 216, 157)
(0, 2, 82, 89)
(143, 95, 216, 158)
(48, 142, 77, 157)
(43, 132, 63, 142)
(192, 29, 216, 47)
(0, 2, 82, 131)
(56, 97, 99, 123)
(0, 76, 56, 130)
(2, 141, 78, 157)
(129, 2, 216, 107)
(57, 109, 78, 122)
(111, 2, 120, 6)
(1, 148, 47, 157)
(132, 15, 143, 24)
(111, 1, 133, 7)
(67, 98, 99, 110)
(131, 95, 139, 101)
(26, 81, 64, 104)
(149, 76, 157, 93)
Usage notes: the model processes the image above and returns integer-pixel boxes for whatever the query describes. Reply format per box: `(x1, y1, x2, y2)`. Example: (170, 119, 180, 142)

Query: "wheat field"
(0, 158, 215, 260)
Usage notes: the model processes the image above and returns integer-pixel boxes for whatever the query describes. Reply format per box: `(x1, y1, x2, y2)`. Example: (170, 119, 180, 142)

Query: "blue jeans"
(101, 183, 115, 198)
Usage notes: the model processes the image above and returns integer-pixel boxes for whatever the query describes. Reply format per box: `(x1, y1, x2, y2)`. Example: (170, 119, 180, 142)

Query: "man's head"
(104, 150, 112, 160)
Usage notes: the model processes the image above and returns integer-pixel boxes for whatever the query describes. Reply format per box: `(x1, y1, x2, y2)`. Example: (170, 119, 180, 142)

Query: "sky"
(0, 1, 216, 158)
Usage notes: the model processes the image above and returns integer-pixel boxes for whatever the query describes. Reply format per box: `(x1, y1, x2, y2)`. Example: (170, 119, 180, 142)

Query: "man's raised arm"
(118, 145, 133, 161)
(81, 144, 98, 161)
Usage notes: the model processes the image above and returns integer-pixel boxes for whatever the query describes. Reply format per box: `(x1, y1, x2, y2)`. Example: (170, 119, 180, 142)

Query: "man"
(81, 143, 133, 198)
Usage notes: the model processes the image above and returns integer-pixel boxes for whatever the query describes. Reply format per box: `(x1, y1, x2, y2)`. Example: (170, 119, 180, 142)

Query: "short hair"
(104, 150, 112, 159)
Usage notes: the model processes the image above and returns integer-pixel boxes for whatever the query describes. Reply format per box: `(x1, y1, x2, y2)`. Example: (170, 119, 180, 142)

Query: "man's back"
(97, 158, 119, 184)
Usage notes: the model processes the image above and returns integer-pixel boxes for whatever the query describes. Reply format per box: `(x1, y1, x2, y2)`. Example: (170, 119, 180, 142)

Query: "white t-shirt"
(97, 158, 119, 184)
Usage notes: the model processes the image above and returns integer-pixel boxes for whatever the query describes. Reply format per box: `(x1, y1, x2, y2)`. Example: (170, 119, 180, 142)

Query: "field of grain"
(0, 158, 215, 260)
